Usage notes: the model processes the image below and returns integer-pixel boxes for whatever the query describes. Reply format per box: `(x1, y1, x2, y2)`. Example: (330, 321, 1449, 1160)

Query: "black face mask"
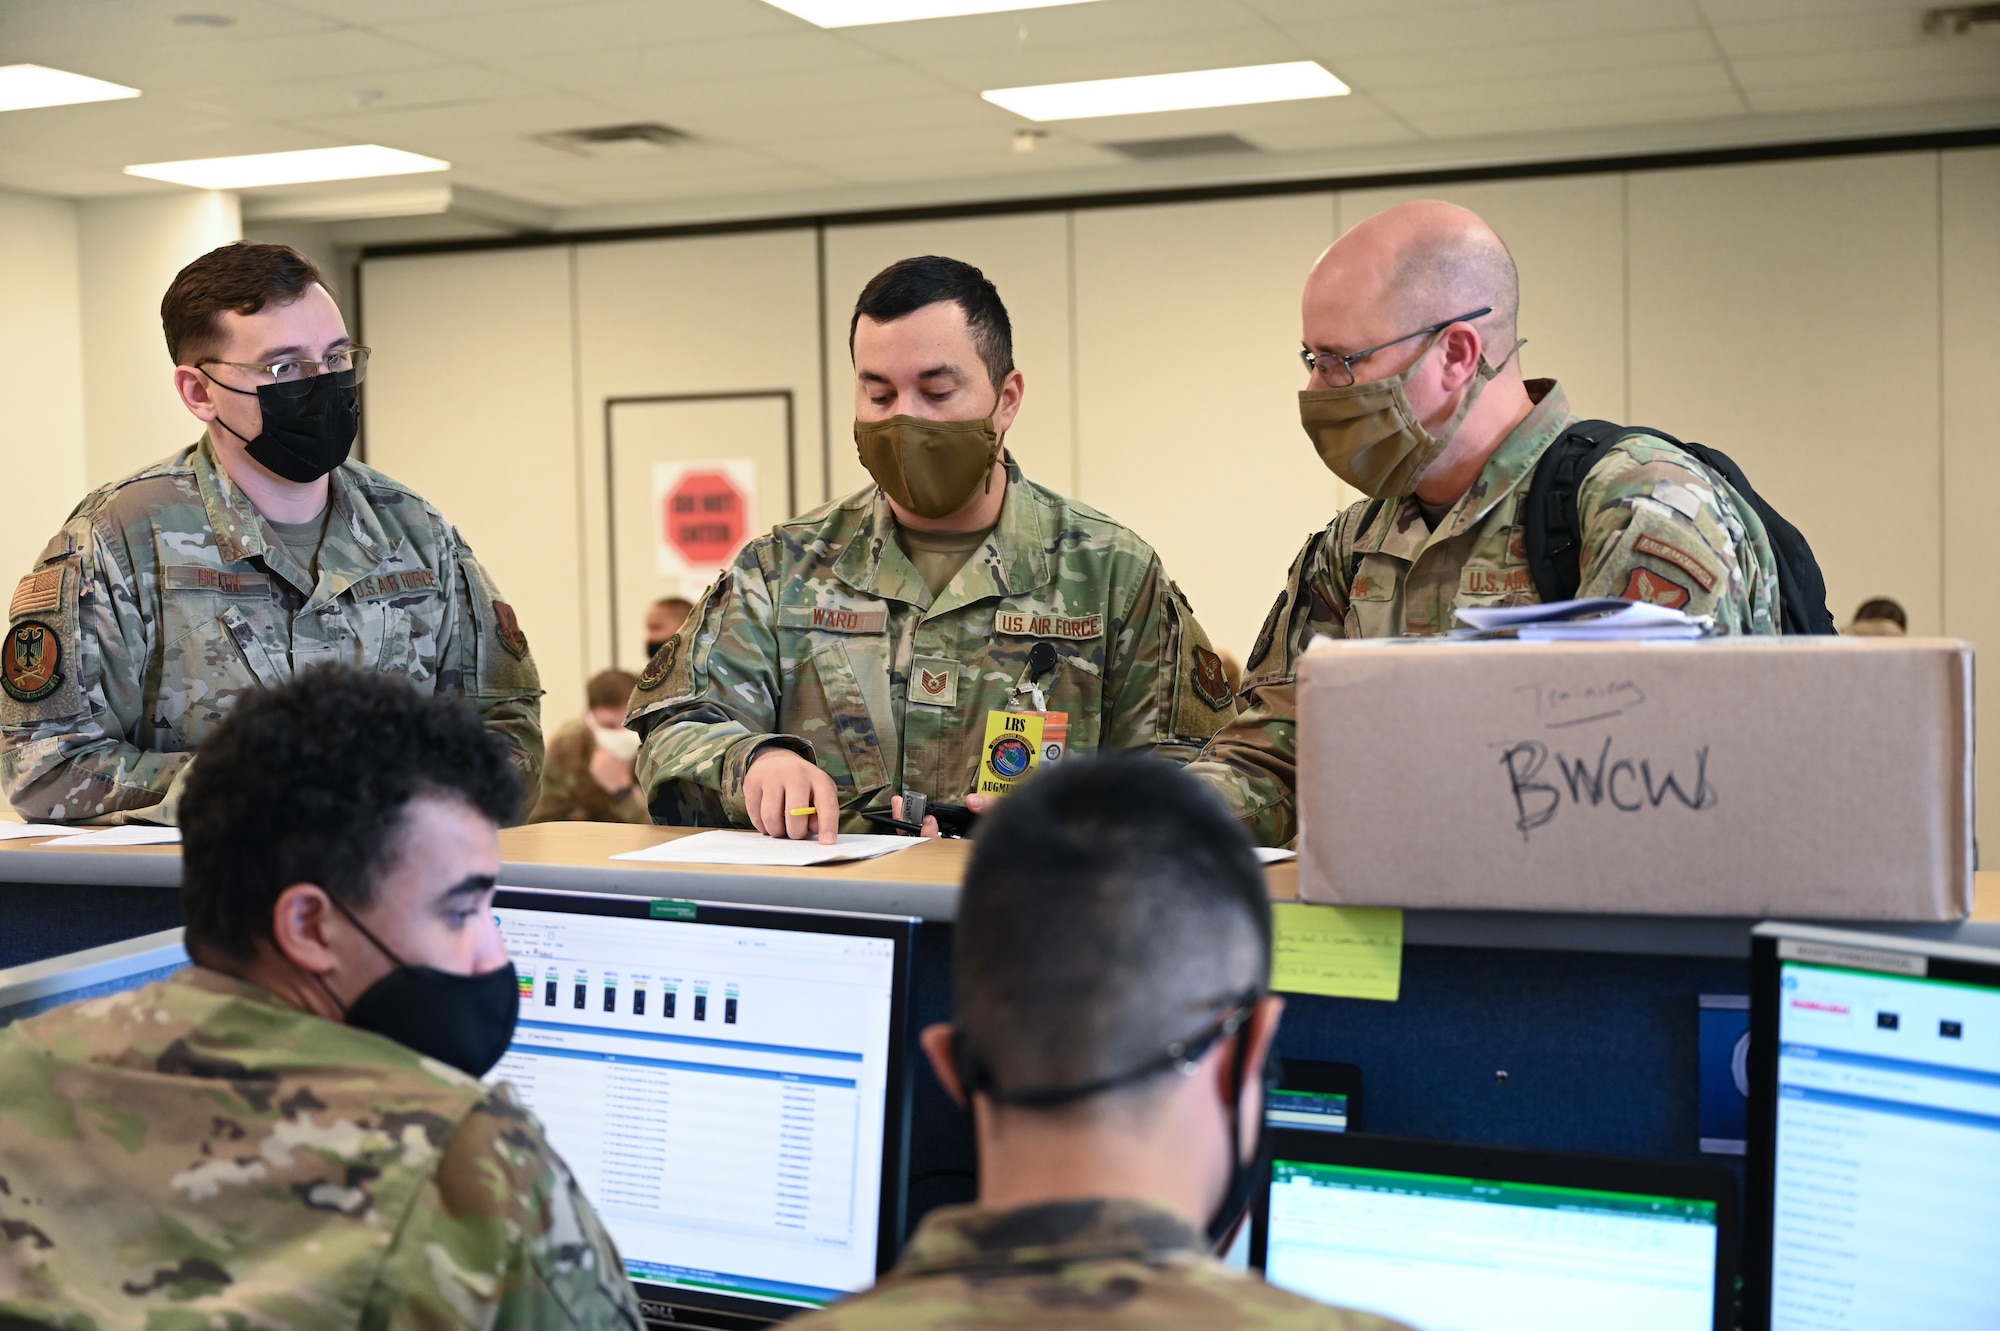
(204, 368, 359, 484)
(320, 895, 520, 1080)
(955, 989, 1267, 1250)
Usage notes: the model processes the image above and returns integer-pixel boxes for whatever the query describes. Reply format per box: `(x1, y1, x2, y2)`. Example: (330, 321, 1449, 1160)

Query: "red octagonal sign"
(664, 470, 747, 565)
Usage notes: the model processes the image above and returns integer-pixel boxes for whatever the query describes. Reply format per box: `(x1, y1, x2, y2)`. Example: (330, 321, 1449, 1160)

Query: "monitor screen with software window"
(1747, 923, 2000, 1331)
(1251, 1130, 1735, 1331)
(489, 888, 916, 1327)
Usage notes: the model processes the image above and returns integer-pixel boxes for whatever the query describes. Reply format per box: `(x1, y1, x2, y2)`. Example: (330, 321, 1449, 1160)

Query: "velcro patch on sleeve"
(9, 567, 64, 620)
(777, 603, 889, 634)
(1622, 567, 1690, 610)
(1634, 534, 1719, 592)
(492, 600, 528, 658)
(2, 619, 64, 702)
(994, 610, 1102, 640)
(163, 566, 273, 596)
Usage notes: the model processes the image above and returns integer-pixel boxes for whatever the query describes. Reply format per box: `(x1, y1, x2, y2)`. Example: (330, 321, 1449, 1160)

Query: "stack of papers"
(611, 830, 920, 867)
(1453, 597, 1708, 641)
(0, 823, 180, 844)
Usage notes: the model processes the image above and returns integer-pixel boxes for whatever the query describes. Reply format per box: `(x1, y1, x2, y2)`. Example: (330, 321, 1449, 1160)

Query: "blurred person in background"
(530, 668, 648, 824)
(1845, 597, 1907, 637)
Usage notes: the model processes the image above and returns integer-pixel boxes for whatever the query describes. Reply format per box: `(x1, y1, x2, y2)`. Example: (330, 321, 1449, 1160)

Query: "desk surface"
(5, 821, 1996, 958)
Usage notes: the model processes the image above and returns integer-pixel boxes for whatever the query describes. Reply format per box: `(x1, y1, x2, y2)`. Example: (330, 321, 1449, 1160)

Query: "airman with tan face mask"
(626, 255, 1238, 841)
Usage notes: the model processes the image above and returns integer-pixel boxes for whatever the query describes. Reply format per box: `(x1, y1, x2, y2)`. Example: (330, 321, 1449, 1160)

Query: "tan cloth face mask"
(1299, 334, 1515, 499)
(855, 414, 1002, 519)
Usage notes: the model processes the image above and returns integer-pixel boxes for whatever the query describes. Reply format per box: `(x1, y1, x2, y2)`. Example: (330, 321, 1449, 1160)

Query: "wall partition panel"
(572, 231, 822, 679)
(1073, 193, 1345, 663)
(361, 246, 585, 724)
(1941, 147, 2000, 858)
(1338, 173, 1630, 423)
(1627, 154, 1943, 637)
(821, 213, 1076, 504)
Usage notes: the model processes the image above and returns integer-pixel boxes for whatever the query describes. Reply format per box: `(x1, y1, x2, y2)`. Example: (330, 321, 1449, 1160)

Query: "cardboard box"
(1297, 636, 1974, 920)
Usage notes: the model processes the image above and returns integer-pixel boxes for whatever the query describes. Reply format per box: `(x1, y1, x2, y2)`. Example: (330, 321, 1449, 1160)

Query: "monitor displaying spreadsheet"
(1749, 924, 2000, 1331)
(1254, 1131, 1732, 1331)
(489, 890, 915, 1324)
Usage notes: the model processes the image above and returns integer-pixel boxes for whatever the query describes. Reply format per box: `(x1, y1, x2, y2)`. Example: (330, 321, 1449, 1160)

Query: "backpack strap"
(1523, 420, 1630, 605)
(1344, 498, 1387, 594)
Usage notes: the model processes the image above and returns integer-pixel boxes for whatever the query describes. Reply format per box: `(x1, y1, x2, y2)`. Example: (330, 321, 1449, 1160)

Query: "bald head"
(1306, 200, 1519, 357)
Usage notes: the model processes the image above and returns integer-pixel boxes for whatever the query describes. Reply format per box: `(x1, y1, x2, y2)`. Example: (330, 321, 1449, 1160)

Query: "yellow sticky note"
(1271, 902, 1404, 1002)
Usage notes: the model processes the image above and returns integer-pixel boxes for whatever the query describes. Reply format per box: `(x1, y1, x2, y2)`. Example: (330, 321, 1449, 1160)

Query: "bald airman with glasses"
(1187, 200, 1781, 846)
(0, 241, 543, 824)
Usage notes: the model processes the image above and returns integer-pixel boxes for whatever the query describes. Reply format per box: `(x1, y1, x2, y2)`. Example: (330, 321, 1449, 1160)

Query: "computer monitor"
(489, 888, 916, 1328)
(1746, 923, 2000, 1331)
(0, 928, 188, 1028)
(1252, 1130, 1736, 1331)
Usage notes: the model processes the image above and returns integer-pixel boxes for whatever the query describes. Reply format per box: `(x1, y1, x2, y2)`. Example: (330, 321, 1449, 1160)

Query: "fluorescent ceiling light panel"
(0, 64, 140, 113)
(762, 0, 1101, 27)
(984, 61, 1348, 122)
(124, 145, 449, 190)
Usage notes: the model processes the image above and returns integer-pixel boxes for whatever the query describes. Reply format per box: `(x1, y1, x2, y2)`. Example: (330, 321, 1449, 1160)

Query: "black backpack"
(1521, 420, 1835, 635)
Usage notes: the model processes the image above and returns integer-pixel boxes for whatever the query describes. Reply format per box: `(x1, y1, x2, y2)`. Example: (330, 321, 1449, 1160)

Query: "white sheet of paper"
(612, 830, 918, 867)
(1255, 846, 1298, 863)
(1454, 597, 1689, 631)
(0, 823, 91, 841)
(40, 825, 182, 847)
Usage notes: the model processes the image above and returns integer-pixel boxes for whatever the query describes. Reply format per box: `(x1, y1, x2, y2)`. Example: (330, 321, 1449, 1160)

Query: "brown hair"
(586, 668, 640, 711)
(161, 241, 325, 366)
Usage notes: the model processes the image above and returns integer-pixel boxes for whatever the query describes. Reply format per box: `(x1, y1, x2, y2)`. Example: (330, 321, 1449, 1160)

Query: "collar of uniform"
(190, 435, 275, 567)
(1432, 378, 1573, 540)
(307, 465, 395, 609)
(893, 1198, 1205, 1278)
(831, 454, 1049, 611)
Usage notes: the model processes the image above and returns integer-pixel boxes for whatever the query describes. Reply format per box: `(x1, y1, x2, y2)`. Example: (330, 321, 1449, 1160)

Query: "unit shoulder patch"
(492, 600, 528, 659)
(1190, 644, 1232, 711)
(1622, 567, 1690, 610)
(2, 619, 64, 703)
(638, 638, 677, 692)
(9, 567, 64, 621)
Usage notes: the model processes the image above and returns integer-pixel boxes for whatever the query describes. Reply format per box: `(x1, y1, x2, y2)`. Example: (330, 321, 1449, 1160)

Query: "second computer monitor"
(489, 889, 916, 1327)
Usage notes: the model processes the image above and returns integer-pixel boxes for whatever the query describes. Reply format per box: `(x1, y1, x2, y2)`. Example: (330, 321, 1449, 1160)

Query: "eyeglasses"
(1298, 308, 1491, 387)
(199, 346, 371, 398)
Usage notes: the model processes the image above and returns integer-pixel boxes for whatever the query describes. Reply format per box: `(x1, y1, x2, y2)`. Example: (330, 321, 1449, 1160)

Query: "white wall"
(361, 145, 2000, 846)
(77, 191, 241, 486)
(0, 188, 87, 585)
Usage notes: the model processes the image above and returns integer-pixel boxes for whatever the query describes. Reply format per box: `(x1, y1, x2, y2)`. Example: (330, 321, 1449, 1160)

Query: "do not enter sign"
(663, 469, 747, 565)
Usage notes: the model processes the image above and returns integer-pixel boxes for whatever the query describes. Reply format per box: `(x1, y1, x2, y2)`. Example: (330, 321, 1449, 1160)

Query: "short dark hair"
(850, 256, 1014, 393)
(586, 668, 639, 711)
(954, 754, 1271, 1104)
(179, 666, 523, 961)
(1853, 598, 1908, 630)
(161, 240, 325, 366)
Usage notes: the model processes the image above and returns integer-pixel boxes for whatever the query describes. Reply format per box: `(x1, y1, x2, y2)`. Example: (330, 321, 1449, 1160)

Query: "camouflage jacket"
(1189, 381, 1782, 845)
(785, 1198, 1413, 1331)
(628, 461, 1234, 831)
(529, 719, 651, 825)
(0, 439, 544, 824)
(0, 966, 641, 1330)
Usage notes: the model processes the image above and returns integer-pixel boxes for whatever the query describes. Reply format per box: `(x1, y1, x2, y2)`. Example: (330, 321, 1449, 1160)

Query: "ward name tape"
(1271, 902, 1403, 1002)
(977, 709, 1068, 797)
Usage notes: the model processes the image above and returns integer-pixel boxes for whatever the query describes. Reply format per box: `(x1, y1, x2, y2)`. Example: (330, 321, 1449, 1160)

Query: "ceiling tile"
(1403, 88, 1747, 138)
(1371, 61, 1743, 119)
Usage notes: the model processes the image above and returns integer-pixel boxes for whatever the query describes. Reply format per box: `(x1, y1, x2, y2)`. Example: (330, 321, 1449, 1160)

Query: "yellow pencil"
(789, 806, 817, 816)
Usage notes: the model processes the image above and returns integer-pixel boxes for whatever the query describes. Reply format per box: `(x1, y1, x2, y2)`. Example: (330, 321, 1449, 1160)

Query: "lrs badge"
(1, 620, 63, 703)
(492, 600, 528, 659)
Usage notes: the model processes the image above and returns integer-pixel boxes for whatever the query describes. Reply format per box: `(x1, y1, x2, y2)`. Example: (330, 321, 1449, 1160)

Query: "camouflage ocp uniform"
(784, 1198, 1413, 1331)
(0, 966, 642, 1330)
(0, 439, 544, 823)
(1188, 380, 1781, 845)
(628, 460, 1235, 830)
